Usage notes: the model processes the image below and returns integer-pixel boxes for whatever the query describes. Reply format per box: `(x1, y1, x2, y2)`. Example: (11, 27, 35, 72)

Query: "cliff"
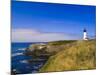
(25, 40, 96, 72)
(25, 40, 76, 57)
(39, 40, 96, 72)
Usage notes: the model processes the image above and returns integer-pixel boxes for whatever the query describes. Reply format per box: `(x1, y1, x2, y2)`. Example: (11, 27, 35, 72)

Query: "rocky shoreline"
(12, 40, 95, 74)
(23, 40, 76, 72)
(24, 40, 75, 57)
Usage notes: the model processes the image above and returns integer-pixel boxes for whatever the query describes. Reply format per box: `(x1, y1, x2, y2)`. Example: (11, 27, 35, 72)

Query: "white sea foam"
(12, 53, 23, 57)
(20, 60, 28, 64)
(18, 48, 26, 51)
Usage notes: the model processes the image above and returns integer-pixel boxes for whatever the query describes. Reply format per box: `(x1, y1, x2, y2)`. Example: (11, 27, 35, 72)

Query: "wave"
(18, 48, 26, 51)
(20, 60, 28, 64)
(12, 53, 23, 57)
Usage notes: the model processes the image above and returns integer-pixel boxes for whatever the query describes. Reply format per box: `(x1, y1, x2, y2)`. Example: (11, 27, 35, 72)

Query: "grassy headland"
(39, 40, 96, 72)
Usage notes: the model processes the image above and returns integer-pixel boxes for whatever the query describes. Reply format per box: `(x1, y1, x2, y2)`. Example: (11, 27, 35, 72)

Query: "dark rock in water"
(11, 72, 16, 75)
(11, 69, 17, 75)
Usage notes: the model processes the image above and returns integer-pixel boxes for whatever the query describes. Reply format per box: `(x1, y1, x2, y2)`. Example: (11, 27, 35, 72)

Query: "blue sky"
(11, 1, 96, 42)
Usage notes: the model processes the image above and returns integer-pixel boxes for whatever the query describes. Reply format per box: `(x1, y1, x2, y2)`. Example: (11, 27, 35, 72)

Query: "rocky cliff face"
(25, 40, 76, 57)
(24, 40, 96, 73)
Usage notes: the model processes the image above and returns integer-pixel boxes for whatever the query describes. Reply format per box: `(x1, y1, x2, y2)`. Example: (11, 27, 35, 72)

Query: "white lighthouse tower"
(83, 28, 88, 40)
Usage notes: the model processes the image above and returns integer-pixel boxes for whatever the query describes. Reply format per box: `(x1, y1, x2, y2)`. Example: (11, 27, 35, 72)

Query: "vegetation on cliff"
(39, 40, 96, 72)
(25, 40, 76, 57)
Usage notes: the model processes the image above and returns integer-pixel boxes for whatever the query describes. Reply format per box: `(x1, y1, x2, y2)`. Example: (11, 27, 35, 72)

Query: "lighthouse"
(83, 28, 88, 40)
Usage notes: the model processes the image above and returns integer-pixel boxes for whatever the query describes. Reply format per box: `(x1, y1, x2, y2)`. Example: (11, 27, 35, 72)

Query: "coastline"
(11, 40, 96, 74)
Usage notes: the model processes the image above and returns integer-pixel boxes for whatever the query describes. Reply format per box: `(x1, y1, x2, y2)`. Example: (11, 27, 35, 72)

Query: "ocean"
(11, 43, 46, 74)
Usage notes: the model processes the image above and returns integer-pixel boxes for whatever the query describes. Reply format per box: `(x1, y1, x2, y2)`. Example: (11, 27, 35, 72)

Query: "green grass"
(48, 40, 76, 45)
(39, 40, 96, 72)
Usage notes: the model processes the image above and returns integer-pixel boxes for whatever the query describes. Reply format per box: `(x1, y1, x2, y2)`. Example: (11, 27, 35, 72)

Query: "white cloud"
(12, 28, 80, 42)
